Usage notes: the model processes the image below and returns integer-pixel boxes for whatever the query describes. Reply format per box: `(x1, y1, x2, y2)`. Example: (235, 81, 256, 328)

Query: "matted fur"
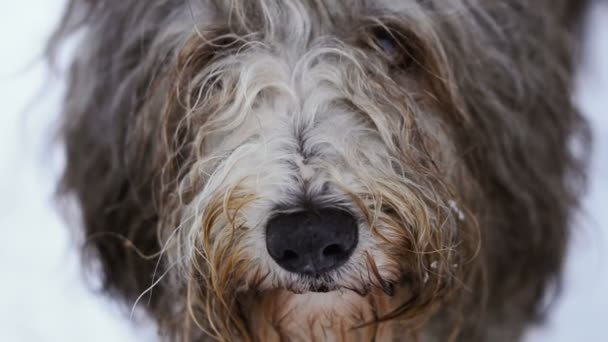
(48, 1, 589, 341)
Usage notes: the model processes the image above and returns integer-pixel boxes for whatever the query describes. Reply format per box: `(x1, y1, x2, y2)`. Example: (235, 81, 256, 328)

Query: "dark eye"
(373, 28, 398, 55)
(368, 25, 414, 69)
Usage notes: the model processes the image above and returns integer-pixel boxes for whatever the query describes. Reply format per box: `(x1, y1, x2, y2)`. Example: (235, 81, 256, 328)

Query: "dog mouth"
(308, 285, 337, 293)
(280, 276, 342, 294)
(284, 278, 396, 297)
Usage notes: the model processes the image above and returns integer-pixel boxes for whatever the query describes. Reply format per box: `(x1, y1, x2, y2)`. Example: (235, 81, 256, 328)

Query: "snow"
(0, 1, 606, 341)
(448, 199, 466, 221)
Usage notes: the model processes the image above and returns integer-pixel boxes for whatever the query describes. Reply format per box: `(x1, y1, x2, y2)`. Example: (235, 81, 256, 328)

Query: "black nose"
(265, 208, 358, 276)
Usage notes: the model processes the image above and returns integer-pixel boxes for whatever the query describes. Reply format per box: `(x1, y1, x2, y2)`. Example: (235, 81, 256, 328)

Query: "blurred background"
(0, 1, 606, 341)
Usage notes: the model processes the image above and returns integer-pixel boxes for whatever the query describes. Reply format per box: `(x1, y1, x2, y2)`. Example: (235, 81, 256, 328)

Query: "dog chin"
(248, 285, 401, 326)
(256, 287, 374, 313)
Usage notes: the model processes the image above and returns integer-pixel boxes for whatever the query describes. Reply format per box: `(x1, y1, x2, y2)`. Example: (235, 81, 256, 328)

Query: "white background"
(0, 1, 606, 341)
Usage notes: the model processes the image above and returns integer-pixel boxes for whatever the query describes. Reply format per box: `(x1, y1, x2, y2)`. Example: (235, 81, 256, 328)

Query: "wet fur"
(49, 0, 589, 341)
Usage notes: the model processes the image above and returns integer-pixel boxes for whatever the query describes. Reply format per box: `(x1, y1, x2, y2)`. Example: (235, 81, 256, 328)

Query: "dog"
(48, 0, 590, 341)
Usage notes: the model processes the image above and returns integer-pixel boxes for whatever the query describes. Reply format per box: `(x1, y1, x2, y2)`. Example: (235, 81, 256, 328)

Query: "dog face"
(160, 0, 475, 333)
(52, 0, 588, 340)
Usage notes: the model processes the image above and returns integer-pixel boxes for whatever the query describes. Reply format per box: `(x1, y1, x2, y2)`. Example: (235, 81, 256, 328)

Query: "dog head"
(51, 0, 588, 340)
(160, 1, 478, 335)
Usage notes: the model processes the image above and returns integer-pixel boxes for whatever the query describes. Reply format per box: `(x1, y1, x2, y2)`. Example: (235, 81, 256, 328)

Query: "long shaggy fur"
(49, 1, 589, 341)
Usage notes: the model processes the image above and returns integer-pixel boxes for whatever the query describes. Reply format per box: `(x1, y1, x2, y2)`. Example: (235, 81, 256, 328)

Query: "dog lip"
(309, 284, 331, 293)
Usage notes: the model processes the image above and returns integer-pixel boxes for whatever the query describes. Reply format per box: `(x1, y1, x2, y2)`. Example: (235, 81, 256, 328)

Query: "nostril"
(322, 244, 344, 258)
(282, 249, 299, 261)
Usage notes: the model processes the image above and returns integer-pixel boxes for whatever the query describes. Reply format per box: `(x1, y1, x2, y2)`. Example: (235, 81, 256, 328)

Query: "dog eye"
(368, 26, 413, 69)
(373, 29, 398, 55)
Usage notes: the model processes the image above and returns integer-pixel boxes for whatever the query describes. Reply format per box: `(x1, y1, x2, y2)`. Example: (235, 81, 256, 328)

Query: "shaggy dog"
(49, 0, 590, 341)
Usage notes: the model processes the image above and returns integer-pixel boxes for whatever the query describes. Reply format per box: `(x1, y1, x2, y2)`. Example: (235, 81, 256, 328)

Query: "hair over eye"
(365, 24, 417, 70)
(373, 27, 398, 54)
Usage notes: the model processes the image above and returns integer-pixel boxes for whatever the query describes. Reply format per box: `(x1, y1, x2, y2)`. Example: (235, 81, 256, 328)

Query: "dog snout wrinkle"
(266, 208, 358, 276)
